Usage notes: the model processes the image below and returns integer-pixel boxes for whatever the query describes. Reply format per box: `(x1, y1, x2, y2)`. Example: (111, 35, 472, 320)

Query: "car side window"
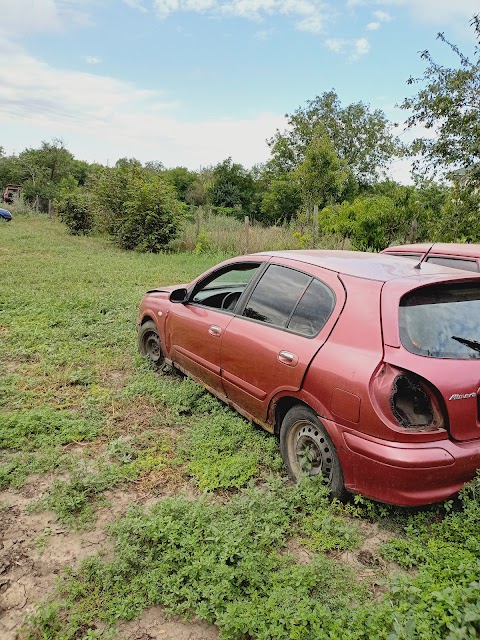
(426, 256, 479, 272)
(243, 265, 312, 327)
(287, 278, 336, 337)
(191, 263, 260, 311)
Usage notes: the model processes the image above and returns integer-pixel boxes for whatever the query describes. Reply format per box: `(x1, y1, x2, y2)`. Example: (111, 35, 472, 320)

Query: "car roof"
(382, 243, 480, 259)
(255, 249, 480, 283)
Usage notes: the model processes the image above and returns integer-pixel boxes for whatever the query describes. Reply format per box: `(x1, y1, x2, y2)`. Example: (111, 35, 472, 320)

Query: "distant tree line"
(1, 15, 478, 251)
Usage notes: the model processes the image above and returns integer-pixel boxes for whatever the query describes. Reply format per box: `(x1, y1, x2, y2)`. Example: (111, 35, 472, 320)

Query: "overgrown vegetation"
(1, 215, 479, 639)
(23, 475, 480, 640)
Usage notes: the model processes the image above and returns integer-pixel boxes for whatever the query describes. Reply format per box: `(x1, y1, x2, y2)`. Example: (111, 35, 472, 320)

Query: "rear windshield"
(399, 283, 480, 359)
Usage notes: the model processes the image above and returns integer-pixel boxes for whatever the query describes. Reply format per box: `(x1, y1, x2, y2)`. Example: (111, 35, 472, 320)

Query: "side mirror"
(169, 287, 188, 303)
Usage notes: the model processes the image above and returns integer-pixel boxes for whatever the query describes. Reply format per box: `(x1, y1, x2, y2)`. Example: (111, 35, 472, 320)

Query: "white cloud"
(254, 27, 275, 39)
(373, 9, 392, 22)
(360, 1, 478, 27)
(366, 21, 380, 30)
(84, 56, 101, 64)
(0, 0, 91, 37)
(324, 37, 346, 53)
(123, 0, 148, 11)
(353, 36, 370, 57)
(0, 40, 285, 168)
(325, 36, 370, 58)
(151, 0, 330, 33)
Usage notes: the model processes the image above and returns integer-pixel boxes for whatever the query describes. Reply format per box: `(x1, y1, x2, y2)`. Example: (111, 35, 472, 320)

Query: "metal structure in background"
(2, 184, 21, 205)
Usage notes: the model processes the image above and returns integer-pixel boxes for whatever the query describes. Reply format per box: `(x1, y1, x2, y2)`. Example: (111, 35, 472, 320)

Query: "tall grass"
(171, 213, 352, 255)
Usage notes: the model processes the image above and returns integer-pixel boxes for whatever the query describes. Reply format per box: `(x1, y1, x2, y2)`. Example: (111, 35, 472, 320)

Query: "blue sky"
(0, 0, 478, 181)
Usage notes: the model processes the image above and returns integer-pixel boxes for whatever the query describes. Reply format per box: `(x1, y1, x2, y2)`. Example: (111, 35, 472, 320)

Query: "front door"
(166, 261, 262, 396)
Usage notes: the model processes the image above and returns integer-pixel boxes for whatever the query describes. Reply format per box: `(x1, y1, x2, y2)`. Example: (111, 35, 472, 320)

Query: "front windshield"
(399, 283, 480, 359)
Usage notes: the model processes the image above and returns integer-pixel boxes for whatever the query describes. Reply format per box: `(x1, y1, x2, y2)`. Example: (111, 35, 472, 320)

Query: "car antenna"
(413, 243, 435, 270)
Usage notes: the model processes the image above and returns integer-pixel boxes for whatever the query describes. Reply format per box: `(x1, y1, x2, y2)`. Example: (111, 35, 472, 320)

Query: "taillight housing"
(370, 364, 447, 435)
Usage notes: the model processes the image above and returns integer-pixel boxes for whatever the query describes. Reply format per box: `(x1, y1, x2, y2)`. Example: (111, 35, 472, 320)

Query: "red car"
(381, 243, 480, 272)
(138, 251, 480, 506)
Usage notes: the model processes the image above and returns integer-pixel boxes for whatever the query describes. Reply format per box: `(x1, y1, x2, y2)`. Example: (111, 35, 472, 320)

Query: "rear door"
(220, 261, 345, 422)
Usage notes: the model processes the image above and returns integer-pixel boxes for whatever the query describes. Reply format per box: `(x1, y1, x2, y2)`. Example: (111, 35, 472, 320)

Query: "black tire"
(279, 405, 347, 500)
(138, 320, 166, 370)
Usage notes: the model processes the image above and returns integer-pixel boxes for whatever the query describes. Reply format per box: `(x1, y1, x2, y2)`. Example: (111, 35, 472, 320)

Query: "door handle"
(278, 350, 298, 366)
(209, 325, 222, 337)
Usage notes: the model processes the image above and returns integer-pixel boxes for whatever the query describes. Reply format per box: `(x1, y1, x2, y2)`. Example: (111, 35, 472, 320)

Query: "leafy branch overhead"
(401, 14, 480, 180)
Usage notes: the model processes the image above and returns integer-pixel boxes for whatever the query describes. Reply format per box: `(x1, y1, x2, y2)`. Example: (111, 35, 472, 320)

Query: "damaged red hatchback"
(137, 251, 480, 506)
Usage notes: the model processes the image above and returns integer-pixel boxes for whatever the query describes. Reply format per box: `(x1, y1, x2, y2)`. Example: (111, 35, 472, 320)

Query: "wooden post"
(313, 204, 319, 247)
(244, 216, 250, 254)
(196, 207, 202, 240)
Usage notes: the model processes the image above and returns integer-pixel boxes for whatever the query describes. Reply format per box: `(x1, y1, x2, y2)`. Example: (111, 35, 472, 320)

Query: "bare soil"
(0, 479, 214, 640)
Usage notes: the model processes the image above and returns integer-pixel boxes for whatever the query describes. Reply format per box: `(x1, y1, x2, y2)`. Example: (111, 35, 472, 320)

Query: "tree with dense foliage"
(294, 128, 354, 214)
(401, 15, 480, 182)
(319, 195, 400, 251)
(91, 163, 184, 251)
(260, 174, 302, 223)
(55, 187, 93, 235)
(19, 139, 74, 206)
(430, 184, 480, 242)
(162, 167, 197, 202)
(207, 158, 256, 212)
(268, 90, 402, 185)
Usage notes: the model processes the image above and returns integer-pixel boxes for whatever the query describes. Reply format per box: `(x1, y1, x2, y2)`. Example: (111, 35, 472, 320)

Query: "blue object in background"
(0, 208, 12, 221)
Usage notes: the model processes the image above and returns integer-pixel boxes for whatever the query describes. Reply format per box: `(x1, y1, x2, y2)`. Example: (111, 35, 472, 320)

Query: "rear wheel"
(138, 320, 166, 370)
(279, 405, 347, 499)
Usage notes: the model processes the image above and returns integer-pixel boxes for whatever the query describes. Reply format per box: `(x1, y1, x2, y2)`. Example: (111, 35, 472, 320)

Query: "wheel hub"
(144, 332, 161, 362)
(294, 423, 333, 478)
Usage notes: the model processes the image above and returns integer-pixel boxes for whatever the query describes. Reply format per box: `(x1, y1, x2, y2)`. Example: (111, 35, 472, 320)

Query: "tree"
(401, 15, 480, 181)
(268, 90, 401, 185)
(91, 163, 184, 251)
(18, 139, 74, 206)
(207, 158, 256, 212)
(56, 187, 93, 235)
(319, 195, 400, 251)
(294, 129, 354, 213)
(430, 184, 480, 242)
(260, 174, 302, 223)
(162, 167, 197, 202)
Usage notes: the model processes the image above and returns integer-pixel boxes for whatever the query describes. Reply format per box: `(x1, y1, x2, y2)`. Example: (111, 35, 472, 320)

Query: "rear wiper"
(451, 336, 480, 353)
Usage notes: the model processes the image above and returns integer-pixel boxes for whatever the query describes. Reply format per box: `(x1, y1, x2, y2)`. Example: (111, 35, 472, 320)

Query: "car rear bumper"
(326, 420, 480, 506)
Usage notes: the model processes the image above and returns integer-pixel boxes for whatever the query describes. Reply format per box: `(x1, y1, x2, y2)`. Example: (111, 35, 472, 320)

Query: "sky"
(0, 0, 478, 182)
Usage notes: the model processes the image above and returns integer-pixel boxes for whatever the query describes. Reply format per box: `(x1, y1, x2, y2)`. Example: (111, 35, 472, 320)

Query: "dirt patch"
(116, 606, 218, 640)
(284, 538, 314, 565)
(105, 397, 163, 439)
(328, 520, 399, 596)
(0, 483, 133, 638)
(0, 478, 211, 639)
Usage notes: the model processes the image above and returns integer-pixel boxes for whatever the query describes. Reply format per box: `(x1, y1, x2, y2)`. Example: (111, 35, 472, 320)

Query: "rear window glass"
(399, 283, 480, 359)
(386, 253, 422, 260)
(426, 256, 479, 272)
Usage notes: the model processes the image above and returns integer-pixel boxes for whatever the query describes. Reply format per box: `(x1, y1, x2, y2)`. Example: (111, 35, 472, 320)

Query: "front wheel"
(138, 320, 166, 370)
(279, 405, 347, 500)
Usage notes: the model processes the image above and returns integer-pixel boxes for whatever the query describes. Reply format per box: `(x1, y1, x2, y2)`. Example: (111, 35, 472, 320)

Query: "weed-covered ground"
(1, 214, 479, 640)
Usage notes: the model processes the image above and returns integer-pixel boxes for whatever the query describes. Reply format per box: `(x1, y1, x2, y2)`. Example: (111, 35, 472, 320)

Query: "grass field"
(1, 213, 479, 640)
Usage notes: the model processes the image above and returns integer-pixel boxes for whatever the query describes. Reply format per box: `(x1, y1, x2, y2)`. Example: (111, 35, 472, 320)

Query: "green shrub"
(56, 189, 93, 235)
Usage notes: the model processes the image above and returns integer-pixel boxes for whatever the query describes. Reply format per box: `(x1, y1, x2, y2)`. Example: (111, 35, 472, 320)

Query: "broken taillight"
(371, 364, 447, 434)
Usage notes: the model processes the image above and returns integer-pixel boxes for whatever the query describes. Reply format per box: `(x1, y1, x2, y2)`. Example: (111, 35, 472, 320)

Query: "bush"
(56, 188, 93, 235)
(91, 164, 185, 252)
